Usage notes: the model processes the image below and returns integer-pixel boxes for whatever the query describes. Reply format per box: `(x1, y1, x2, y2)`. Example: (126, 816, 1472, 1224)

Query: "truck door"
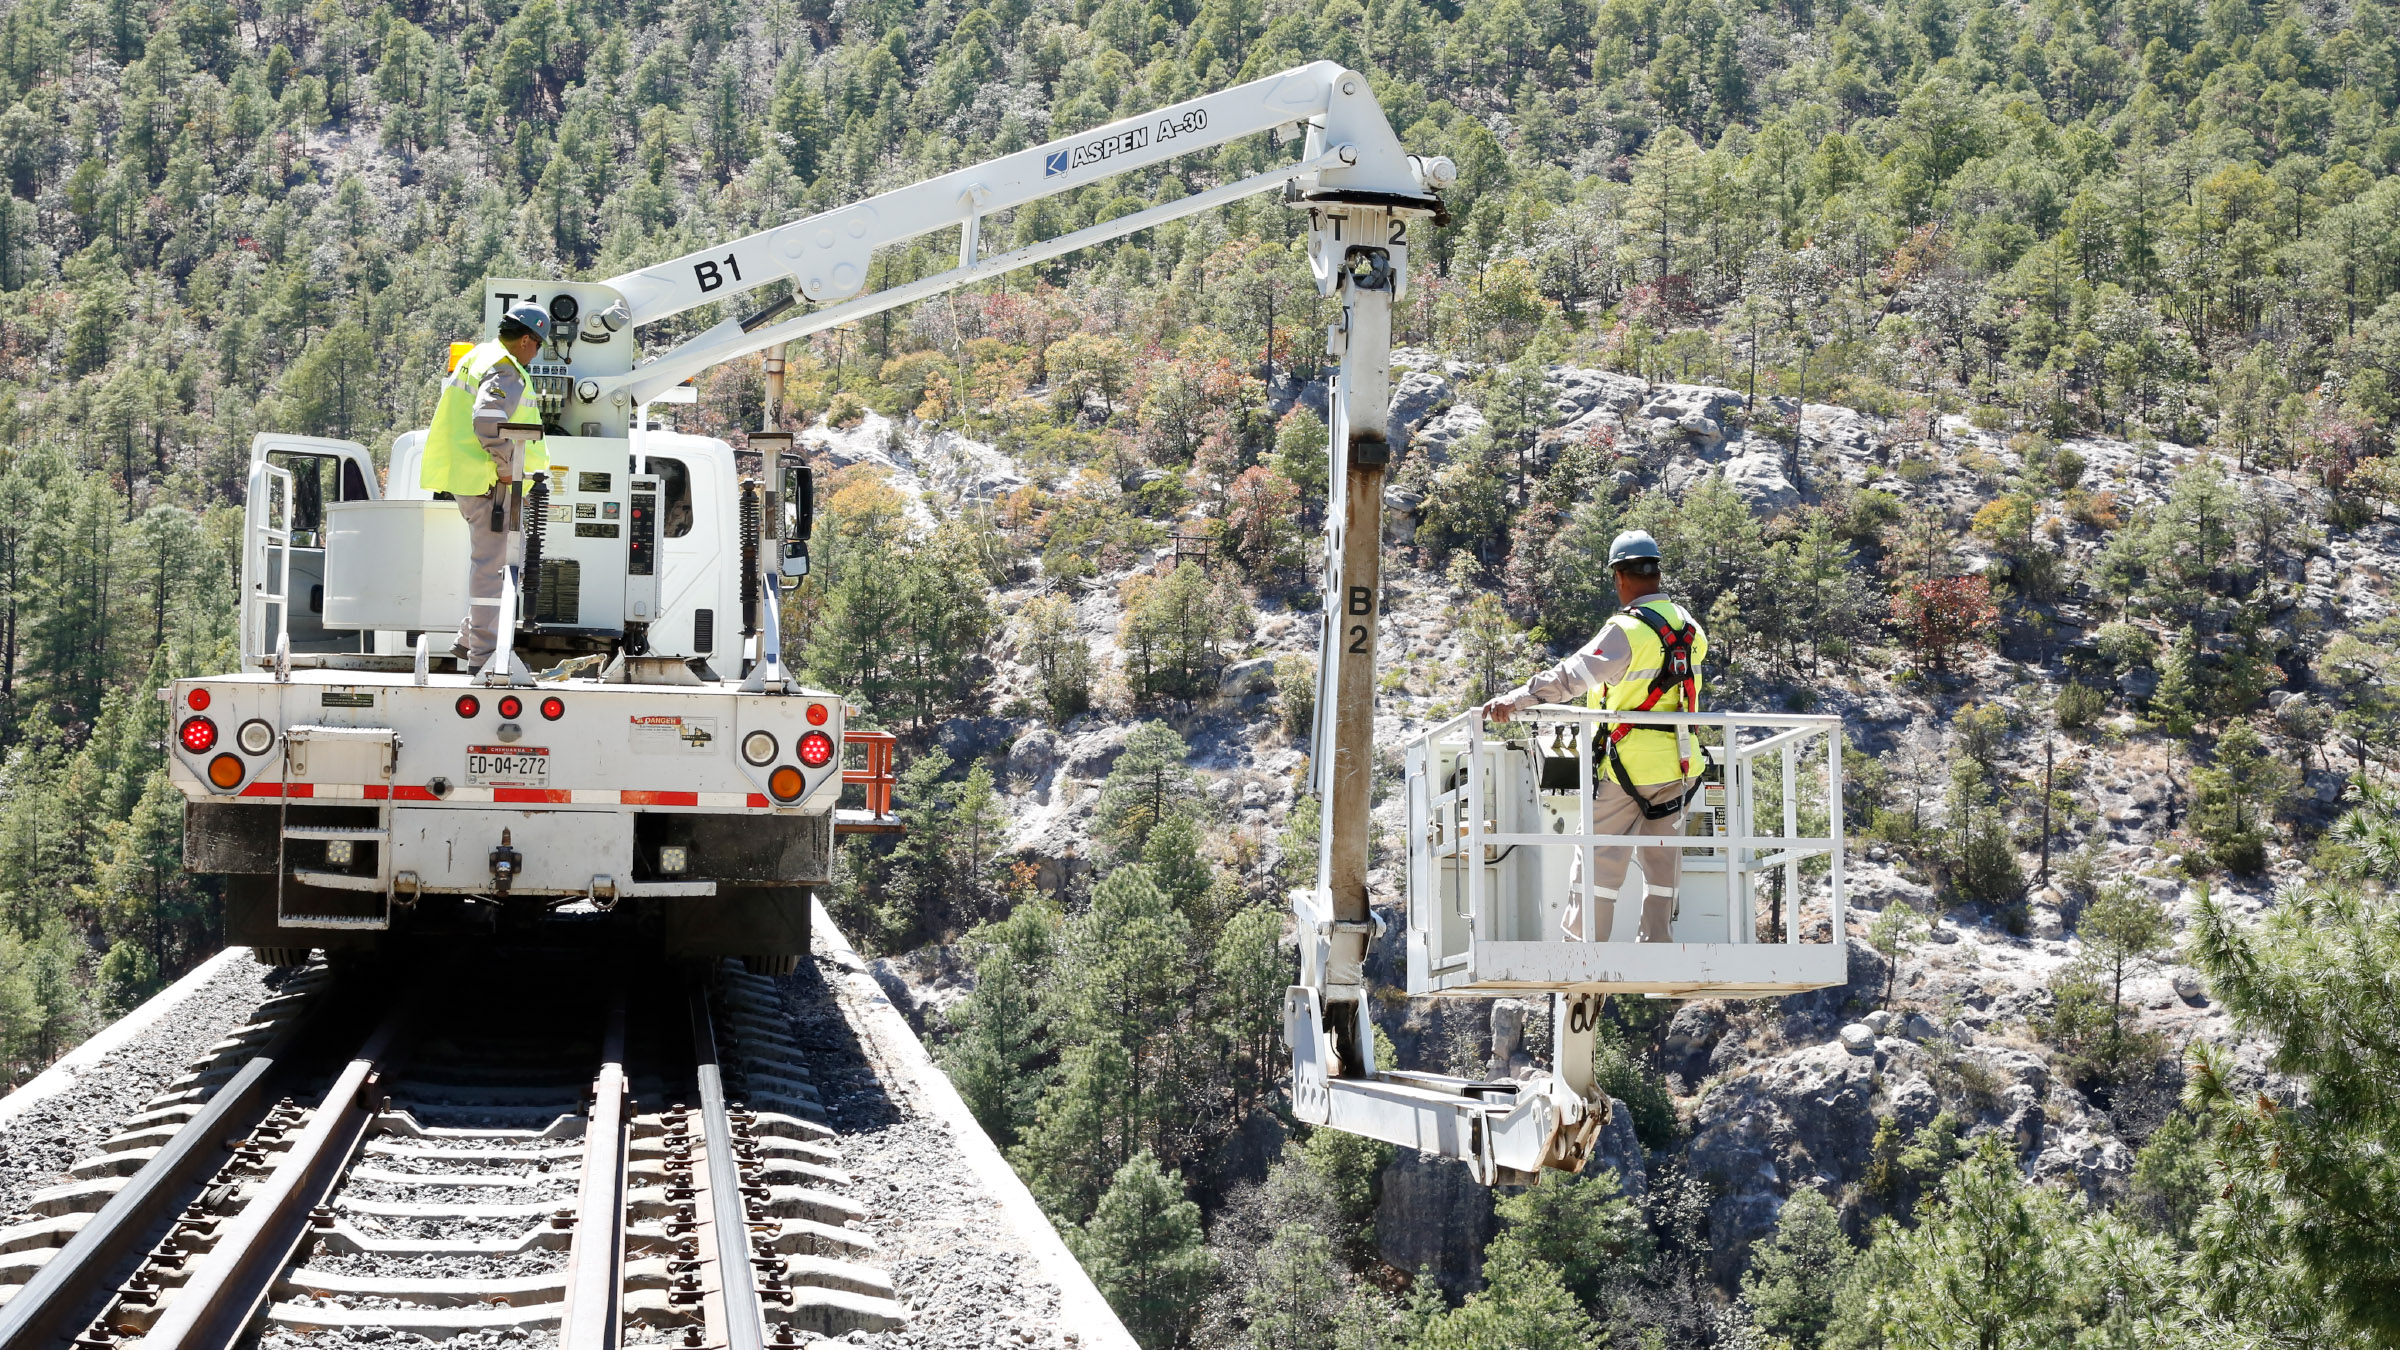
(640, 453, 734, 663)
(242, 434, 377, 663)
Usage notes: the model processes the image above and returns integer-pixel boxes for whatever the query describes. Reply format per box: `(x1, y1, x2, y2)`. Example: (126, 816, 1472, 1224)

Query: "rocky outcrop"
(1721, 445, 1802, 516)
(1408, 403, 1488, 465)
(1375, 1152, 1495, 1295)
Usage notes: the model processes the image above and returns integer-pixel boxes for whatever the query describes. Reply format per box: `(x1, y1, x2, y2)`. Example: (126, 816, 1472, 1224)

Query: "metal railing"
(836, 729, 900, 834)
(248, 462, 295, 673)
(1410, 706, 1846, 977)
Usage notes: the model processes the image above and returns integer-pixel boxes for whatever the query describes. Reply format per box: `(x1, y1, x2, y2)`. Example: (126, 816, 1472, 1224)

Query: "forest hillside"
(0, 0, 2397, 1343)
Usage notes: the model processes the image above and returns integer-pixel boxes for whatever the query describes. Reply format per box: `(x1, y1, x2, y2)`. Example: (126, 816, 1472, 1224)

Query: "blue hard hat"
(1608, 530, 1662, 567)
(501, 303, 552, 342)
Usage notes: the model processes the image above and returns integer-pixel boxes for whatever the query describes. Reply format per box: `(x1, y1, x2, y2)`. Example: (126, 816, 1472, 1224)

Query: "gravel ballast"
(0, 948, 298, 1223)
(761, 908, 1139, 1350)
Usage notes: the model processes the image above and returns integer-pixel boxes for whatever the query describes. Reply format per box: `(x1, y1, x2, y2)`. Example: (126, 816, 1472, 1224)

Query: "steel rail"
(559, 993, 630, 1350)
(136, 1005, 410, 1350)
(689, 982, 768, 1350)
(0, 992, 324, 1350)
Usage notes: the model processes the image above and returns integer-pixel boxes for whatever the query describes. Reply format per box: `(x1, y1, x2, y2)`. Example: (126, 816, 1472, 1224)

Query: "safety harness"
(1602, 601, 1707, 821)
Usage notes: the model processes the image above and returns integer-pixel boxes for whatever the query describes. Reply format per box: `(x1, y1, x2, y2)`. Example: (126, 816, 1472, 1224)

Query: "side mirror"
(779, 460, 814, 578)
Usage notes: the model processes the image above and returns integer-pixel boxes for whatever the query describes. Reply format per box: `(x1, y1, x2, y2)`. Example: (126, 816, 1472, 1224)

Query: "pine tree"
(1068, 1152, 1215, 1350)
(1740, 1187, 1853, 1349)
(1012, 1038, 1133, 1224)
(1413, 1254, 1603, 1350)
(1095, 721, 1205, 857)
(1828, 1135, 2076, 1348)
(1211, 906, 1289, 1114)
(940, 900, 1058, 1149)
(1240, 1223, 1348, 1350)
(2186, 880, 2400, 1340)
(1485, 1166, 1646, 1308)
(1141, 813, 1215, 935)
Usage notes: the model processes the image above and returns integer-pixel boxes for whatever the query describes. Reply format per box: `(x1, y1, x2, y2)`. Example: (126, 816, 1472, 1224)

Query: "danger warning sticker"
(629, 715, 719, 755)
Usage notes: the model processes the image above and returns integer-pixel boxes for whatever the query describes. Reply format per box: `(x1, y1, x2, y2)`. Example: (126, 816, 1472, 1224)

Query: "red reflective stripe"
(248, 784, 760, 806)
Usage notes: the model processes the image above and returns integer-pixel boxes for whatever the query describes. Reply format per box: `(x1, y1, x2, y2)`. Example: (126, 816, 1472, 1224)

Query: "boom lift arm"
(576, 63, 1601, 1179)
(578, 63, 1451, 407)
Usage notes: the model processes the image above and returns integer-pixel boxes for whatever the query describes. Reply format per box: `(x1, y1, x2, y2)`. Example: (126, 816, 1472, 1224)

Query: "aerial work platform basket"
(1403, 707, 1848, 998)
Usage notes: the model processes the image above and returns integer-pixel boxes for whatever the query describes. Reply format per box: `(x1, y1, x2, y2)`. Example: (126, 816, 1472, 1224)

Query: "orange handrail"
(838, 729, 899, 829)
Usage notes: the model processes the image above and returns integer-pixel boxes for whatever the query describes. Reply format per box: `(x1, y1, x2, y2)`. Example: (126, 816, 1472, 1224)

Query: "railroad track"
(0, 952, 904, 1349)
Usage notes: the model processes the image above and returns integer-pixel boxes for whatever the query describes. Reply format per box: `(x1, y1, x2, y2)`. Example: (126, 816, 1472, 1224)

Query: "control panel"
(625, 474, 660, 623)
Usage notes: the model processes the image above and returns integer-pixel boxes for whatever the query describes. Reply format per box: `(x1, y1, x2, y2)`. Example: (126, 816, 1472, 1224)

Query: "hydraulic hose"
(521, 475, 549, 627)
(739, 478, 761, 639)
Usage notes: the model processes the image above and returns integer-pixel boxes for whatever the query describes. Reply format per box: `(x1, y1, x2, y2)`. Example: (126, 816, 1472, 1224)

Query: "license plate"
(466, 745, 549, 787)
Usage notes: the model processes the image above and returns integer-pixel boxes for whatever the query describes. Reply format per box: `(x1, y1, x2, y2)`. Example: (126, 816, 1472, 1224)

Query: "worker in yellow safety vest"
(1483, 530, 1709, 942)
(423, 304, 553, 671)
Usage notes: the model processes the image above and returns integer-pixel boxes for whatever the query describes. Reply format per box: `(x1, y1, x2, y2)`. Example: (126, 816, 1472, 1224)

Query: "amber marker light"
(768, 766, 805, 802)
(207, 754, 245, 790)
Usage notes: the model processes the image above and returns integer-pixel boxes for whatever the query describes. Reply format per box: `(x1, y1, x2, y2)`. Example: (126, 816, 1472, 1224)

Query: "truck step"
(290, 870, 390, 894)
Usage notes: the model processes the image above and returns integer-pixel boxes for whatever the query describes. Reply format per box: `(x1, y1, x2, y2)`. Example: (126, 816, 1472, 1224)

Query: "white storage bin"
(322, 500, 470, 632)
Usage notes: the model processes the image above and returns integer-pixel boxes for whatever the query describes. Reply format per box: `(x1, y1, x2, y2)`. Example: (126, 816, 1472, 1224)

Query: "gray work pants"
(1563, 776, 1692, 942)
(453, 482, 517, 668)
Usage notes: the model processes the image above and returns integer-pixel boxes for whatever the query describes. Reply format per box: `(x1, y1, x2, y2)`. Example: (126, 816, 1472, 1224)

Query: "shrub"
(2093, 621, 2157, 671)
(2056, 681, 2106, 729)
(1894, 575, 1999, 670)
(824, 390, 867, 428)
(1274, 655, 1315, 738)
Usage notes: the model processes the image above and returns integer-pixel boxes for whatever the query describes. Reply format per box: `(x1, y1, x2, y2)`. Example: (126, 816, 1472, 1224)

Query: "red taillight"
(186, 687, 211, 712)
(179, 716, 217, 753)
(540, 696, 564, 721)
(455, 695, 481, 718)
(796, 731, 834, 768)
(498, 695, 523, 720)
(805, 702, 828, 726)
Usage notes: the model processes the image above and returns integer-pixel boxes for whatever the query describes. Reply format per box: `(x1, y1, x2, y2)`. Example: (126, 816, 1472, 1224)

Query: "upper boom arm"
(600, 61, 1405, 327)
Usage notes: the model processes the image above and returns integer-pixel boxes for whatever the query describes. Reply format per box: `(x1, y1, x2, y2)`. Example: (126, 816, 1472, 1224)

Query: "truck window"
(267, 452, 333, 541)
(649, 457, 694, 538)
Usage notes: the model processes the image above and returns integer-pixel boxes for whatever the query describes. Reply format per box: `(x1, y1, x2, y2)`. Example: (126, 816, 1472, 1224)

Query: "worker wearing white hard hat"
(422, 304, 554, 671)
(1483, 529, 1709, 941)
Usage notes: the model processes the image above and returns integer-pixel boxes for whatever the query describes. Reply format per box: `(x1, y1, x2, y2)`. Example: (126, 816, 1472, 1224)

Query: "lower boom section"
(1283, 986, 1610, 1185)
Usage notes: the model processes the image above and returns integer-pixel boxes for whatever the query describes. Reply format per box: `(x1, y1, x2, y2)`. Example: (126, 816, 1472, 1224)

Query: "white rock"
(1058, 724, 1129, 781)
(1408, 403, 1488, 465)
(1837, 1023, 1875, 1054)
(1219, 656, 1278, 698)
(1387, 369, 1453, 450)
(1721, 448, 1801, 517)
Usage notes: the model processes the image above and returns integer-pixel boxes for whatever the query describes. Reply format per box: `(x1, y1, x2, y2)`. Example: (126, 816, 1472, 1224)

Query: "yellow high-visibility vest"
(1587, 596, 1709, 784)
(421, 341, 549, 495)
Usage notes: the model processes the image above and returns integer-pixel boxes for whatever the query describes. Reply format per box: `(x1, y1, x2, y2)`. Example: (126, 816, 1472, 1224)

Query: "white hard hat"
(1608, 530, 1662, 567)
